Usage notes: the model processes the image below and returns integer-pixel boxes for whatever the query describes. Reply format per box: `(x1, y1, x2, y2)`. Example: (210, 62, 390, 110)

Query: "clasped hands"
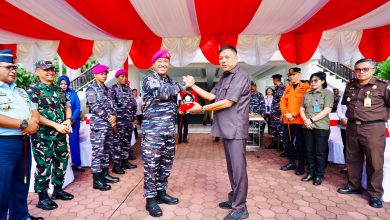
(182, 75, 195, 88)
(21, 118, 39, 135)
(284, 113, 295, 122)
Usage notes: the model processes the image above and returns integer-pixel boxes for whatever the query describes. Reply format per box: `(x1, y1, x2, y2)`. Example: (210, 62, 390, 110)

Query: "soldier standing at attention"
(0, 49, 43, 220)
(86, 64, 119, 191)
(109, 68, 137, 175)
(268, 74, 285, 150)
(280, 67, 310, 176)
(337, 58, 390, 208)
(26, 60, 74, 211)
(142, 49, 187, 217)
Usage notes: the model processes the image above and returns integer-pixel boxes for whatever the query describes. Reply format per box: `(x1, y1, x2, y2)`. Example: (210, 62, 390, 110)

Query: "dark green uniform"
(26, 82, 69, 193)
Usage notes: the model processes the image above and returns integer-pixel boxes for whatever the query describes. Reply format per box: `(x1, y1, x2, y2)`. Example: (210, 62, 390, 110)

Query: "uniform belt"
(349, 120, 386, 125)
(0, 135, 25, 139)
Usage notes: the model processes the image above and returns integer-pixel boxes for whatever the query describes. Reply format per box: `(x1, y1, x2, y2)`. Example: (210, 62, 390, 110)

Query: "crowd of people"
(0, 44, 388, 220)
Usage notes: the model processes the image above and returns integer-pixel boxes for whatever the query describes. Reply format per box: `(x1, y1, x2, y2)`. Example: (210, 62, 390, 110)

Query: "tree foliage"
(375, 58, 390, 81)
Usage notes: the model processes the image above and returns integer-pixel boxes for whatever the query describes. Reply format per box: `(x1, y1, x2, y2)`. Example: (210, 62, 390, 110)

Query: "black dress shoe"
(223, 209, 249, 220)
(146, 198, 163, 217)
(337, 186, 363, 194)
(28, 216, 44, 220)
(218, 201, 232, 209)
(183, 140, 188, 144)
(339, 168, 348, 174)
(313, 177, 323, 186)
(301, 174, 314, 182)
(156, 190, 179, 205)
(369, 197, 383, 208)
(281, 163, 296, 171)
(52, 189, 74, 200)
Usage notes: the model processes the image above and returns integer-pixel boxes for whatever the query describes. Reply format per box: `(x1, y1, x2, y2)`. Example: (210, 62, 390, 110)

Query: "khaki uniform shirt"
(342, 77, 390, 121)
(301, 88, 334, 130)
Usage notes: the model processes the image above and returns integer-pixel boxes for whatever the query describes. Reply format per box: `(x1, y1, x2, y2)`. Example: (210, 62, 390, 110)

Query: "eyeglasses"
(310, 79, 319, 84)
(354, 67, 375, 73)
(0, 65, 18, 71)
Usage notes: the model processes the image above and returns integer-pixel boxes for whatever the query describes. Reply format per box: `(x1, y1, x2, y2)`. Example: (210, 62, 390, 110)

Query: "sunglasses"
(0, 65, 18, 71)
(354, 67, 375, 73)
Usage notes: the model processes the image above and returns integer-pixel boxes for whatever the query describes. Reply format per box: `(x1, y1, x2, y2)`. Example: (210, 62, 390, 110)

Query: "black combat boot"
(112, 163, 125, 174)
(295, 160, 305, 175)
(93, 173, 111, 191)
(37, 191, 58, 210)
(156, 190, 179, 205)
(267, 140, 277, 149)
(103, 167, 119, 183)
(128, 149, 136, 160)
(52, 186, 74, 200)
(146, 198, 163, 217)
(122, 159, 137, 169)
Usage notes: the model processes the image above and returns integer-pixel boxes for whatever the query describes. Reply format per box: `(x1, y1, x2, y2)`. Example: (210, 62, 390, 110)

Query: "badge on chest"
(364, 91, 371, 107)
(313, 97, 320, 113)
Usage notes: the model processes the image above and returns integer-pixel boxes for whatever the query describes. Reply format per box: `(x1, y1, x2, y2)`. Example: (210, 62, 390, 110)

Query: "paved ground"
(28, 134, 390, 219)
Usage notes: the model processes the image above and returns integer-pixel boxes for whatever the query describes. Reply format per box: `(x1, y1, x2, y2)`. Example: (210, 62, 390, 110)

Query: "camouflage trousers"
(90, 127, 114, 173)
(142, 133, 176, 198)
(31, 133, 68, 193)
(270, 112, 283, 141)
(112, 121, 134, 163)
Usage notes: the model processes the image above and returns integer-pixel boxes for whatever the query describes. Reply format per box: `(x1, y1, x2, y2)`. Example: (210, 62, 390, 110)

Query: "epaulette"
(375, 77, 389, 84)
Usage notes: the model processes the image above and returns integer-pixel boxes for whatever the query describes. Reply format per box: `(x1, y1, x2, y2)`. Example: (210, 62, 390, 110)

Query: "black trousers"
(340, 128, 346, 162)
(177, 114, 190, 141)
(303, 128, 330, 177)
(283, 124, 305, 163)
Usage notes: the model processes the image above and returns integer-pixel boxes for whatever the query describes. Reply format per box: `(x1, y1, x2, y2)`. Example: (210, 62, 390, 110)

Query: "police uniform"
(270, 81, 285, 147)
(26, 82, 69, 193)
(0, 81, 35, 220)
(109, 81, 137, 171)
(280, 77, 310, 174)
(86, 81, 115, 174)
(141, 71, 186, 198)
(341, 77, 390, 199)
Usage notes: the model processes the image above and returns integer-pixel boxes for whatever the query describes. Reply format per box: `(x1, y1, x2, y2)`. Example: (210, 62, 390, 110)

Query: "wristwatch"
(20, 119, 28, 130)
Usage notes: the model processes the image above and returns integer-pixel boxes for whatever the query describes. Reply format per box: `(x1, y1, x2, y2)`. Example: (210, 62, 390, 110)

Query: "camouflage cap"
(35, 60, 54, 70)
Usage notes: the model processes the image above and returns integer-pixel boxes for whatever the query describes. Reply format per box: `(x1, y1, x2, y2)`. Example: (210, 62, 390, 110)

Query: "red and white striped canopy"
(1, 0, 389, 71)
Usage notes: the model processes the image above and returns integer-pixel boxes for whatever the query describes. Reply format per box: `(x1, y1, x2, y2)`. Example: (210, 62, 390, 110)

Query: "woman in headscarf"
(58, 75, 84, 172)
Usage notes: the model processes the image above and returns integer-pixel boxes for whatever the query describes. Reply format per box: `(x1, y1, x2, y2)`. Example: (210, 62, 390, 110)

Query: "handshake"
(182, 75, 195, 88)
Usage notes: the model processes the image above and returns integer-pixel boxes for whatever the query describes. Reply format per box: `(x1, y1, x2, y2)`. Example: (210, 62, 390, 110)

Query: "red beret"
(92, 64, 109, 74)
(152, 49, 170, 63)
(115, 69, 127, 77)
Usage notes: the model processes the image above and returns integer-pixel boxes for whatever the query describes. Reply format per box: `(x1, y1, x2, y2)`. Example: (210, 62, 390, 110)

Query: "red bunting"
(130, 38, 163, 70)
(57, 40, 94, 69)
(195, 0, 261, 65)
(359, 25, 390, 62)
(279, 0, 388, 64)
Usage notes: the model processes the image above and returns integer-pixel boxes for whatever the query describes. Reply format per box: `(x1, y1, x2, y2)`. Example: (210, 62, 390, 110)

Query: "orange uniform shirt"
(280, 81, 310, 124)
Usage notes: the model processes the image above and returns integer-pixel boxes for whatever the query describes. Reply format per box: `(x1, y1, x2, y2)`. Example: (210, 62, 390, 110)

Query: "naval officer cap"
(35, 60, 54, 70)
(271, 74, 282, 80)
(288, 67, 301, 75)
(152, 49, 171, 63)
(0, 49, 14, 63)
(92, 64, 109, 75)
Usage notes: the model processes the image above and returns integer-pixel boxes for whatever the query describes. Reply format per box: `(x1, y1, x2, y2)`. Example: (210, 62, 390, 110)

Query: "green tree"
(15, 67, 38, 89)
(375, 58, 390, 80)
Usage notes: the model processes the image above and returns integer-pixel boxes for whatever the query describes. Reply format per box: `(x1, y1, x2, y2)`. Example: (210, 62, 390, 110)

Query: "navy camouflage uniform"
(86, 81, 116, 174)
(109, 83, 137, 162)
(141, 71, 186, 198)
(249, 91, 266, 140)
(270, 83, 285, 142)
(26, 82, 69, 193)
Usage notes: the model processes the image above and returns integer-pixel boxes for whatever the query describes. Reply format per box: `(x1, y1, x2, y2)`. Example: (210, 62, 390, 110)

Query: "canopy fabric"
(1, 0, 389, 71)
